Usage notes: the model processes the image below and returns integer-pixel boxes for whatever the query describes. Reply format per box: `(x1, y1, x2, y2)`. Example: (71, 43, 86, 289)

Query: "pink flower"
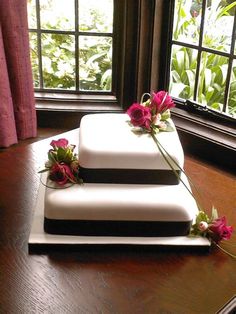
(49, 163, 75, 185)
(50, 138, 69, 149)
(151, 91, 175, 114)
(208, 216, 233, 243)
(127, 103, 152, 130)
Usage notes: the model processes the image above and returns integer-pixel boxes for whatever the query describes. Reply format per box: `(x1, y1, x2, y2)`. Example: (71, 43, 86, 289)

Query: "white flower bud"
(198, 221, 208, 232)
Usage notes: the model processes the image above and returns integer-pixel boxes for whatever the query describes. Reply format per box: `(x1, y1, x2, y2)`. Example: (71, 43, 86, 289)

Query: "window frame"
(31, 0, 144, 111)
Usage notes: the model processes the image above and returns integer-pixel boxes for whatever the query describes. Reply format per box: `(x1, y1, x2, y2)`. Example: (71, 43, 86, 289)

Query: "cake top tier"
(79, 113, 184, 171)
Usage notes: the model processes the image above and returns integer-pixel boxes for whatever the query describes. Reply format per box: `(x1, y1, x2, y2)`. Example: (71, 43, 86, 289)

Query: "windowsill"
(35, 92, 123, 112)
(171, 107, 235, 172)
(172, 107, 236, 150)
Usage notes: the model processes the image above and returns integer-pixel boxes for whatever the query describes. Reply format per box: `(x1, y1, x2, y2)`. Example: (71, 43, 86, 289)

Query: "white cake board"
(28, 180, 211, 252)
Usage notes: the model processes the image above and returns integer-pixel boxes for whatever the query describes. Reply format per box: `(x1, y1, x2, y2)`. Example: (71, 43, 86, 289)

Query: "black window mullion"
(223, 7, 236, 113)
(193, 0, 206, 101)
(39, 29, 75, 35)
(36, 0, 43, 89)
(75, 0, 79, 91)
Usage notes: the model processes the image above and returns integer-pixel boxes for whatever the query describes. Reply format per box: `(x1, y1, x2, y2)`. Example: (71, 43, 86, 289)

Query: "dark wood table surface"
(0, 129, 235, 314)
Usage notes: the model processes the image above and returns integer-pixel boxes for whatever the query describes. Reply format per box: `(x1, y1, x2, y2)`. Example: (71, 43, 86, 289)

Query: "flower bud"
(198, 221, 208, 232)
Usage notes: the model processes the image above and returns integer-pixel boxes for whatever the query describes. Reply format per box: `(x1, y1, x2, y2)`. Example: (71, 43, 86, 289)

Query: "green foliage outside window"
(27, 0, 113, 92)
(170, 0, 236, 117)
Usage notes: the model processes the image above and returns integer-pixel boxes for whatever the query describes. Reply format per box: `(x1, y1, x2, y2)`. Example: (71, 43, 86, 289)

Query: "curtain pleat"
(0, 0, 37, 147)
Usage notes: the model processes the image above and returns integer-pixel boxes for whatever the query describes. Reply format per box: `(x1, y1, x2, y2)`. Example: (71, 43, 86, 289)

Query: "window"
(168, 0, 236, 120)
(27, 0, 144, 110)
(28, 0, 114, 92)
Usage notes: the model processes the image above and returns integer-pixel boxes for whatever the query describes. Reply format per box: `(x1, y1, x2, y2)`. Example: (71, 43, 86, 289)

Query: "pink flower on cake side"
(208, 216, 233, 243)
(127, 103, 152, 130)
(39, 138, 82, 185)
(49, 163, 76, 185)
(151, 91, 175, 114)
(50, 138, 69, 149)
(192, 210, 233, 245)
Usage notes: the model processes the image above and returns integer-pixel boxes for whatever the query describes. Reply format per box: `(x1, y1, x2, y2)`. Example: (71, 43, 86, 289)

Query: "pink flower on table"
(50, 138, 69, 149)
(127, 103, 152, 130)
(49, 162, 75, 185)
(150, 91, 175, 114)
(208, 216, 233, 243)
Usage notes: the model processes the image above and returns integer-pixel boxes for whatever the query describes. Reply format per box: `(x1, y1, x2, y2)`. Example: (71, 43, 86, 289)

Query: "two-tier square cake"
(43, 113, 199, 237)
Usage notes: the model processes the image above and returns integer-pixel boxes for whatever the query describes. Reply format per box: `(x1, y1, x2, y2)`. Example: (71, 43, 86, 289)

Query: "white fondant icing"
(79, 113, 184, 170)
(44, 174, 198, 222)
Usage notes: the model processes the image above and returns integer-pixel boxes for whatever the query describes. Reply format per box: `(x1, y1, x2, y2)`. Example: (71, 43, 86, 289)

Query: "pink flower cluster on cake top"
(127, 90, 175, 133)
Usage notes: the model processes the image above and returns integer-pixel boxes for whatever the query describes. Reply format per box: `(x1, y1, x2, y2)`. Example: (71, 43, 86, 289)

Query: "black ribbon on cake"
(79, 167, 181, 185)
(44, 218, 192, 237)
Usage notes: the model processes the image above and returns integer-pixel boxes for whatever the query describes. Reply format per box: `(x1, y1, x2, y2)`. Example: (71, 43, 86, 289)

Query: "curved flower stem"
(40, 174, 73, 189)
(140, 93, 151, 104)
(215, 243, 236, 259)
(150, 132, 205, 209)
(150, 132, 203, 211)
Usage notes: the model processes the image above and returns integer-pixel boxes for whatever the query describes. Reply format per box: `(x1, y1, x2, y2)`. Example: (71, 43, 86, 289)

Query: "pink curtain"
(0, 0, 37, 147)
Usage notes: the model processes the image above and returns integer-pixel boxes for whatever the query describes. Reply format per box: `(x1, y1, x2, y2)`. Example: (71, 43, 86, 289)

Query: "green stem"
(150, 132, 203, 211)
(215, 243, 236, 259)
(151, 132, 204, 207)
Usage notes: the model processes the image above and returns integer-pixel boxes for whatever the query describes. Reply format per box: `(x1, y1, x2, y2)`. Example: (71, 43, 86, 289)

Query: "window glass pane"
(169, 45, 198, 100)
(228, 60, 236, 117)
(79, 36, 112, 91)
(27, 0, 37, 29)
(197, 52, 228, 111)
(172, 0, 202, 45)
(40, 0, 74, 31)
(203, 1, 235, 53)
(79, 0, 113, 33)
(29, 32, 40, 87)
(41, 34, 75, 89)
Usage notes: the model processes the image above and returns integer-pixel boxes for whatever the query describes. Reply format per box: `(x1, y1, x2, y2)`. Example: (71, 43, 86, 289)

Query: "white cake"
(78, 114, 184, 184)
(44, 113, 197, 237)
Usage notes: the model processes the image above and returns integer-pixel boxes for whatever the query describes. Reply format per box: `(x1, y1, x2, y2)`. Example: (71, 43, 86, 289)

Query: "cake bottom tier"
(44, 174, 198, 237)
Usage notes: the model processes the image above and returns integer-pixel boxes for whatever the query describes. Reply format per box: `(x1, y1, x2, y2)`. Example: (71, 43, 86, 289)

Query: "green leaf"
(211, 207, 219, 221)
(205, 86, 214, 102)
(170, 82, 186, 97)
(171, 70, 181, 83)
(195, 211, 210, 224)
(218, 2, 236, 19)
(163, 120, 175, 132)
(210, 102, 223, 111)
(161, 110, 170, 121)
(204, 68, 212, 91)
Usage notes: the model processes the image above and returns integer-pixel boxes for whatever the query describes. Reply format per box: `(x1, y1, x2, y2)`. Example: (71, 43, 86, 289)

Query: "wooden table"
(0, 129, 235, 313)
